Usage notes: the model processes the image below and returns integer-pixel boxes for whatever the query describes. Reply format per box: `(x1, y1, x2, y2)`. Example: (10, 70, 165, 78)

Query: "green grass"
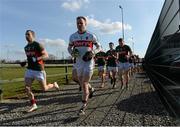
(1, 76, 66, 99)
(0, 66, 72, 80)
(1, 67, 25, 80)
(0, 65, 98, 99)
(0, 65, 73, 98)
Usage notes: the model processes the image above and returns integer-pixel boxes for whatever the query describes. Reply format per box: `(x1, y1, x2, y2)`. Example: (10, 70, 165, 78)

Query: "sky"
(0, 0, 164, 61)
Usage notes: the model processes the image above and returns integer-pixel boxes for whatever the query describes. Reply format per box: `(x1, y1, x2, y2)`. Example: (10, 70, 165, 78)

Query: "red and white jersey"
(68, 31, 101, 62)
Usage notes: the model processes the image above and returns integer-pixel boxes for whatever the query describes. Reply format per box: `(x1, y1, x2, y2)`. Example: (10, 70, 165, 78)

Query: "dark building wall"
(145, 0, 180, 64)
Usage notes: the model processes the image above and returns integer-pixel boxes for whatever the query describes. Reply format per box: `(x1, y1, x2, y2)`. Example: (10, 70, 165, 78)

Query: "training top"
(115, 45, 132, 63)
(24, 41, 44, 71)
(106, 49, 117, 67)
(95, 51, 106, 66)
(68, 31, 101, 64)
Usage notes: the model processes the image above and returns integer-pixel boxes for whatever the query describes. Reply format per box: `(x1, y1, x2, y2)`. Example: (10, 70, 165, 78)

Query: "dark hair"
(26, 30, 35, 37)
(109, 42, 114, 45)
(118, 38, 123, 42)
(76, 16, 87, 22)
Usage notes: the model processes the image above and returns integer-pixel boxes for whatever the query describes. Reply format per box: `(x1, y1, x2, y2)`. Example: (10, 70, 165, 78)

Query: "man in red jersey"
(115, 38, 132, 89)
(24, 30, 60, 112)
(95, 48, 106, 88)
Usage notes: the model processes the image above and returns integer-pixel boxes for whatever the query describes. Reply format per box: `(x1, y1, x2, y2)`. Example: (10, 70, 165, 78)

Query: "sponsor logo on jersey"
(26, 51, 36, 56)
(73, 40, 93, 48)
(118, 51, 127, 55)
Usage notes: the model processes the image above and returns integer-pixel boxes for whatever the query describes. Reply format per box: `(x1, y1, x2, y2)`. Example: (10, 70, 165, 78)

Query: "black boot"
(89, 87, 95, 98)
(79, 100, 87, 115)
(110, 77, 113, 85)
(113, 78, 116, 88)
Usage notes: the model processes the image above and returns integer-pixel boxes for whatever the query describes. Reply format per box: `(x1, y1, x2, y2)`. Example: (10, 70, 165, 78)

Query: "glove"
(110, 52, 115, 57)
(72, 48, 79, 57)
(82, 51, 94, 62)
(32, 57, 37, 62)
(20, 62, 26, 67)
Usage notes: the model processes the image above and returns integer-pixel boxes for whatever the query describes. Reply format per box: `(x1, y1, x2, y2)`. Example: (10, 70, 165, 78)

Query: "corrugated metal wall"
(144, 0, 180, 118)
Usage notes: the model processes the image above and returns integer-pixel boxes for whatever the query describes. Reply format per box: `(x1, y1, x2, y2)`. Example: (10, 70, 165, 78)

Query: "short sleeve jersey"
(69, 31, 100, 61)
(115, 45, 131, 63)
(95, 51, 106, 66)
(106, 49, 117, 67)
(24, 41, 44, 71)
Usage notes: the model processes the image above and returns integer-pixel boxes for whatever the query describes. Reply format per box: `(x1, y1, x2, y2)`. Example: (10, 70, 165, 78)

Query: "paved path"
(0, 73, 179, 126)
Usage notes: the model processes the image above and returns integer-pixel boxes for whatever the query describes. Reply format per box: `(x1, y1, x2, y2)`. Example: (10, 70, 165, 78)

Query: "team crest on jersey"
(74, 36, 78, 39)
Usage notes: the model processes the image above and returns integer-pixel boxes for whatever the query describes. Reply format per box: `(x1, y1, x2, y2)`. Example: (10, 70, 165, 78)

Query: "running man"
(24, 30, 60, 112)
(95, 49, 106, 88)
(68, 16, 101, 115)
(106, 42, 118, 88)
(116, 38, 132, 89)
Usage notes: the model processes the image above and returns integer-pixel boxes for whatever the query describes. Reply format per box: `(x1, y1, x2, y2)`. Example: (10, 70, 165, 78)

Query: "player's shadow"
(0, 92, 82, 125)
(116, 91, 168, 116)
(0, 90, 82, 114)
(37, 94, 82, 106)
(0, 101, 28, 114)
(62, 116, 79, 124)
(0, 105, 80, 126)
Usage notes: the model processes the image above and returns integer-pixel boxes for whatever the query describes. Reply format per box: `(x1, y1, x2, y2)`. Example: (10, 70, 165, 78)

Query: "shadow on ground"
(116, 91, 168, 116)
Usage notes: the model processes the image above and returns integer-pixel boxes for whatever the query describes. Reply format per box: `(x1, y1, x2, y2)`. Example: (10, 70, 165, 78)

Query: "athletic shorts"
(107, 66, 117, 72)
(117, 62, 130, 71)
(129, 63, 134, 68)
(25, 69, 46, 81)
(137, 63, 142, 67)
(74, 59, 94, 77)
(98, 66, 105, 72)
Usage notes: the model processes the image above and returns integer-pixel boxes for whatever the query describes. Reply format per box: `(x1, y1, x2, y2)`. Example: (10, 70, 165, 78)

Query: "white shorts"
(98, 66, 105, 72)
(72, 64, 77, 70)
(137, 63, 142, 67)
(107, 66, 117, 72)
(134, 64, 137, 67)
(129, 63, 134, 68)
(74, 59, 94, 77)
(117, 62, 130, 71)
(25, 69, 45, 81)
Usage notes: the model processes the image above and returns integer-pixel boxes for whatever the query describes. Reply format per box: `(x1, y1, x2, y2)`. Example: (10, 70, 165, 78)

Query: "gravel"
(0, 73, 178, 126)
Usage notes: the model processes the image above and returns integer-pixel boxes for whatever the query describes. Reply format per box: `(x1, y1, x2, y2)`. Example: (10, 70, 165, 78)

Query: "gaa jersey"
(115, 45, 131, 63)
(95, 51, 106, 66)
(106, 49, 117, 67)
(24, 41, 44, 71)
(68, 31, 101, 63)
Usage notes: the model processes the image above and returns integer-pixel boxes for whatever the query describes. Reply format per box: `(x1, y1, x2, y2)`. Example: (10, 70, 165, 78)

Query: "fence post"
(65, 62, 69, 84)
(0, 89, 3, 102)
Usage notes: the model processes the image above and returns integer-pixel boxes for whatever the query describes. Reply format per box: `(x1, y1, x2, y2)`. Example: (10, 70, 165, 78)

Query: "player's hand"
(126, 55, 130, 60)
(32, 57, 37, 62)
(82, 51, 94, 62)
(110, 52, 116, 58)
(72, 49, 80, 57)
